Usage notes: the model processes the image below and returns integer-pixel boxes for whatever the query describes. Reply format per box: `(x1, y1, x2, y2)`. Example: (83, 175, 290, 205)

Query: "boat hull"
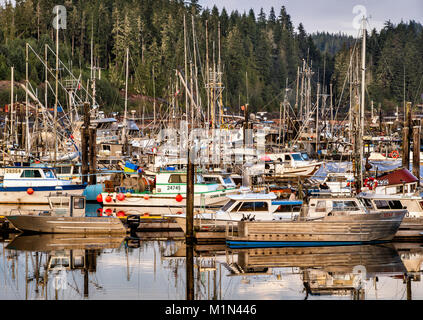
(226, 211, 405, 248)
(6, 215, 126, 234)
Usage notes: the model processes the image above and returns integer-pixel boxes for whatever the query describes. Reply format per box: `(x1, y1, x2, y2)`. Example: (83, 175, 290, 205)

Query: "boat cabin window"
(374, 200, 390, 210)
(284, 155, 291, 162)
(20, 170, 42, 178)
(223, 177, 233, 185)
(396, 186, 404, 193)
(316, 201, 326, 213)
(362, 198, 374, 209)
(301, 153, 310, 161)
(169, 174, 187, 183)
(231, 201, 269, 212)
(49, 257, 70, 269)
(56, 167, 72, 174)
(221, 200, 236, 211)
(291, 153, 303, 161)
(43, 169, 55, 179)
(332, 201, 359, 211)
(374, 200, 403, 210)
(275, 204, 302, 213)
(73, 197, 85, 209)
(204, 177, 219, 184)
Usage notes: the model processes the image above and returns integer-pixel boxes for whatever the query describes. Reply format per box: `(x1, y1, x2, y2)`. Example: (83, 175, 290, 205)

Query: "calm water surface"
(0, 231, 423, 300)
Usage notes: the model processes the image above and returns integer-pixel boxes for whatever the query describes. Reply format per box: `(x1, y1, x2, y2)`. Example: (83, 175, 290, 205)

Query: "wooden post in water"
(185, 243, 194, 300)
(413, 123, 421, 186)
(81, 102, 90, 184)
(186, 153, 195, 244)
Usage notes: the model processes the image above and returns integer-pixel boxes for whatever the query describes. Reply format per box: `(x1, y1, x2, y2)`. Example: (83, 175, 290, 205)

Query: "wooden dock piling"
(81, 102, 90, 184)
(413, 124, 421, 185)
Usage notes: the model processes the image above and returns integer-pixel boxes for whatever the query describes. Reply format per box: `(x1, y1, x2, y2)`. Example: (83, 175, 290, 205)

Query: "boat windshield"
(332, 201, 360, 211)
(223, 177, 233, 185)
(221, 200, 236, 212)
(301, 153, 310, 161)
(43, 169, 56, 179)
(291, 153, 304, 161)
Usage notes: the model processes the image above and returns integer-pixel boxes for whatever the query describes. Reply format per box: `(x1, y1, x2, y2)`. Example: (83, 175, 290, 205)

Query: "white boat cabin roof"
(227, 193, 277, 201)
(358, 192, 421, 200)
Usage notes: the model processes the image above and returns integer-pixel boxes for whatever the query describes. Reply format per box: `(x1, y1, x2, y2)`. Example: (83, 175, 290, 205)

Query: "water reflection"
(1, 232, 423, 300)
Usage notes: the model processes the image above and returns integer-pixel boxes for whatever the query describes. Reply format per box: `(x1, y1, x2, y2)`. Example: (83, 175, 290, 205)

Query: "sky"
(198, 0, 423, 36)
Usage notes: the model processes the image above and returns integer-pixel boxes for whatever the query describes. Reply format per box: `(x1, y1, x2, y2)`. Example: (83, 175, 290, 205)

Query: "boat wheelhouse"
(262, 152, 322, 177)
(101, 170, 239, 212)
(0, 166, 86, 205)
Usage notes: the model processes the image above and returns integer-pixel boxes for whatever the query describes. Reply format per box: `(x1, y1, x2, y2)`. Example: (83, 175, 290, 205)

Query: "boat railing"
(9, 208, 46, 216)
(309, 191, 354, 198)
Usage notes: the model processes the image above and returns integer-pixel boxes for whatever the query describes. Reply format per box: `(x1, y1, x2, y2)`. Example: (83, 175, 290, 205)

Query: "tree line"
(0, 0, 421, 117)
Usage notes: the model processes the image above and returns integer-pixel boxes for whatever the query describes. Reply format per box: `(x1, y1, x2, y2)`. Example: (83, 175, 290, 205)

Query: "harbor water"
(0, 233, 423, 300)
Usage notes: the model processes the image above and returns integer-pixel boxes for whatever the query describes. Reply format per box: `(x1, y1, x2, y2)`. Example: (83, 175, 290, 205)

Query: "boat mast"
(54, 14, 59, 165)
(360, 16, 366, 187)
(122, 47, 129, 146)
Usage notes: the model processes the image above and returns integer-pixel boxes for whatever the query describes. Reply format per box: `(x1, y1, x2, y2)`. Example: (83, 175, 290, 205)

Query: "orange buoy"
(175, 194, 183, 202)
(105, 195, 112, 203)
(143, 195, 150, 200)
(96, 194, 103, 203)
(116, 211, 125, 218)
(27, 188, 34, 195)
(117, 193, 125, 201)
(105, 208, 112, 216)
(143, 213, 150, 217)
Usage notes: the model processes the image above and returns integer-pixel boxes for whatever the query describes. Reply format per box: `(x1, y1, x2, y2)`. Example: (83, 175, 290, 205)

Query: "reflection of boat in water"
(227, 245, 406, 275)
(6, 233, 125, 251)
(226, 244, 407, 299)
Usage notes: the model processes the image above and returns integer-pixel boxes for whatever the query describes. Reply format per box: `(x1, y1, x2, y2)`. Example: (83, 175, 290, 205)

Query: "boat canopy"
(227, 193, 277, 201)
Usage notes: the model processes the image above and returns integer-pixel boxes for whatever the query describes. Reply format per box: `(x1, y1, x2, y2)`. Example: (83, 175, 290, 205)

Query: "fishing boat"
(261, 151, 322, 178)
(100, 170, 239, 211)
(6, 193, 126, 234)
(0, 166, 86, 205)
(167, 192, 303, 233)
(362, 168, 419, 196)
(226, 195, 406, 248)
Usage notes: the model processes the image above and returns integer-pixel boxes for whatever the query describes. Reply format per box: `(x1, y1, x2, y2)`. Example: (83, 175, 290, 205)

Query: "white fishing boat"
(226, 194, 406, 248)
(100, 170, 239, 211)
(262, 152, 322, 177)
(167, 192, 303, 233)
(6, 193, 126, 234)
(0, 166, 86, 205)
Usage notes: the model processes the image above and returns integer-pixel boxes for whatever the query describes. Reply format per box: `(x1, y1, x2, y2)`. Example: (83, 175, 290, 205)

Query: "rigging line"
(46, 45, 92, 103)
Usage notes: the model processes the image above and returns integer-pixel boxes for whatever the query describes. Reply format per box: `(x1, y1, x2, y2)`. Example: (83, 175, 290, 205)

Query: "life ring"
(364, 177, 378, 190)
(389, 150, 400, 159)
